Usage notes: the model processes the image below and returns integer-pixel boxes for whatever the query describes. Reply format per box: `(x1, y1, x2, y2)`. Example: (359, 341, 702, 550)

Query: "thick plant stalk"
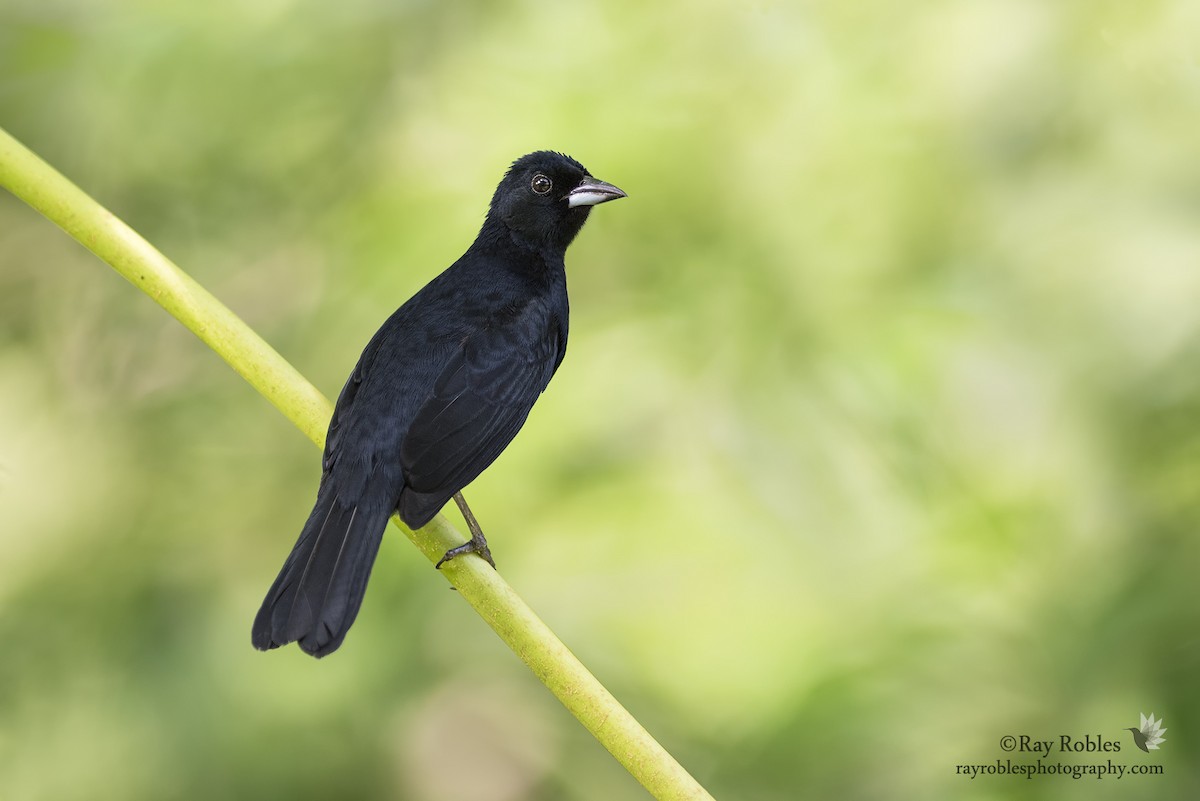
(0, 126, 714, 801)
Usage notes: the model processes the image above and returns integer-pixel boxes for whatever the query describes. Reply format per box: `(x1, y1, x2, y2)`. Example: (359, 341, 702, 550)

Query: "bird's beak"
(567, 177, 627, 208)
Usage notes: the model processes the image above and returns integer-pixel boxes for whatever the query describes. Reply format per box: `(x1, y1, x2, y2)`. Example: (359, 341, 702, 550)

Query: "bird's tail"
(252, 484, 391, 657)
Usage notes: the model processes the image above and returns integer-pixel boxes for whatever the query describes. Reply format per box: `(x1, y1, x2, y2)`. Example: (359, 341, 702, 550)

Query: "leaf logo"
(1125, 713, 1167, 752)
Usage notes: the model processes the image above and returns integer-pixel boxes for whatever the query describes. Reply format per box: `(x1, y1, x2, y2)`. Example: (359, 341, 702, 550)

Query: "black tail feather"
(252, 485, 390, 657)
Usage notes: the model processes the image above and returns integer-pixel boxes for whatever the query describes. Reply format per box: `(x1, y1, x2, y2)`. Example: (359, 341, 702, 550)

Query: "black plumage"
(252, 151, 625, 657)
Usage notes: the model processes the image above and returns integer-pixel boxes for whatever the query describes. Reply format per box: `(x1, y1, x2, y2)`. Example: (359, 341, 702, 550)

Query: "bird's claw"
(435, 535, 496, 570)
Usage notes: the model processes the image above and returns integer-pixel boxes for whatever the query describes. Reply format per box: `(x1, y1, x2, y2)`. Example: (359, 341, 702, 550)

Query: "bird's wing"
(322, 339, 378, 476)
(398, 322, 559, 523)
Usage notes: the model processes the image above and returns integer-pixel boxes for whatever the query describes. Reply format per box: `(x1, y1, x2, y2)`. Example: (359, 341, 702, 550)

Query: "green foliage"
(2, 1, 1198, 799)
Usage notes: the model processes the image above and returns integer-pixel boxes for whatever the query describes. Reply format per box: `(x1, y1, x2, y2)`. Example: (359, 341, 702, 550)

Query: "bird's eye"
(531, 174, 553, 195)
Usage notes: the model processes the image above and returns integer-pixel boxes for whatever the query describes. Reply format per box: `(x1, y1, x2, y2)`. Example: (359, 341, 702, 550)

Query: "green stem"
(0, 126, 714, 801)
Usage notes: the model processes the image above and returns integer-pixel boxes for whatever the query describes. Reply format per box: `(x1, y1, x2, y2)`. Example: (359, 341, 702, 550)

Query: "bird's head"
(488, 151, 626, 251)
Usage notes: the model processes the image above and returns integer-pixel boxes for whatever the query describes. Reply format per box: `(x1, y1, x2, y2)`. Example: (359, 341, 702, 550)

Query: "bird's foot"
(435, 532, 496, 570)
(439, 491, 497, 570)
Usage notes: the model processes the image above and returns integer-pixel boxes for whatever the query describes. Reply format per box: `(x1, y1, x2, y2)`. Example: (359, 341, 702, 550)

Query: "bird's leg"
(436, 492, 497, 569)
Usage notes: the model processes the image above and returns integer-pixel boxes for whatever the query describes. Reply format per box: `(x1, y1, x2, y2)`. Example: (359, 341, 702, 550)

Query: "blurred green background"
(2, 1, 1198, 799)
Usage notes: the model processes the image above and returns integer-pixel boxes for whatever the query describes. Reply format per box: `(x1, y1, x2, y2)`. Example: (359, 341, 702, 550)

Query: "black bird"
(252, 151, 625, 657)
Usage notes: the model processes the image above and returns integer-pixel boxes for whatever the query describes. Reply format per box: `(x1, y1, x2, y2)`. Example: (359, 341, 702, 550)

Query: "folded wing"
(397, 323, 560, 528)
